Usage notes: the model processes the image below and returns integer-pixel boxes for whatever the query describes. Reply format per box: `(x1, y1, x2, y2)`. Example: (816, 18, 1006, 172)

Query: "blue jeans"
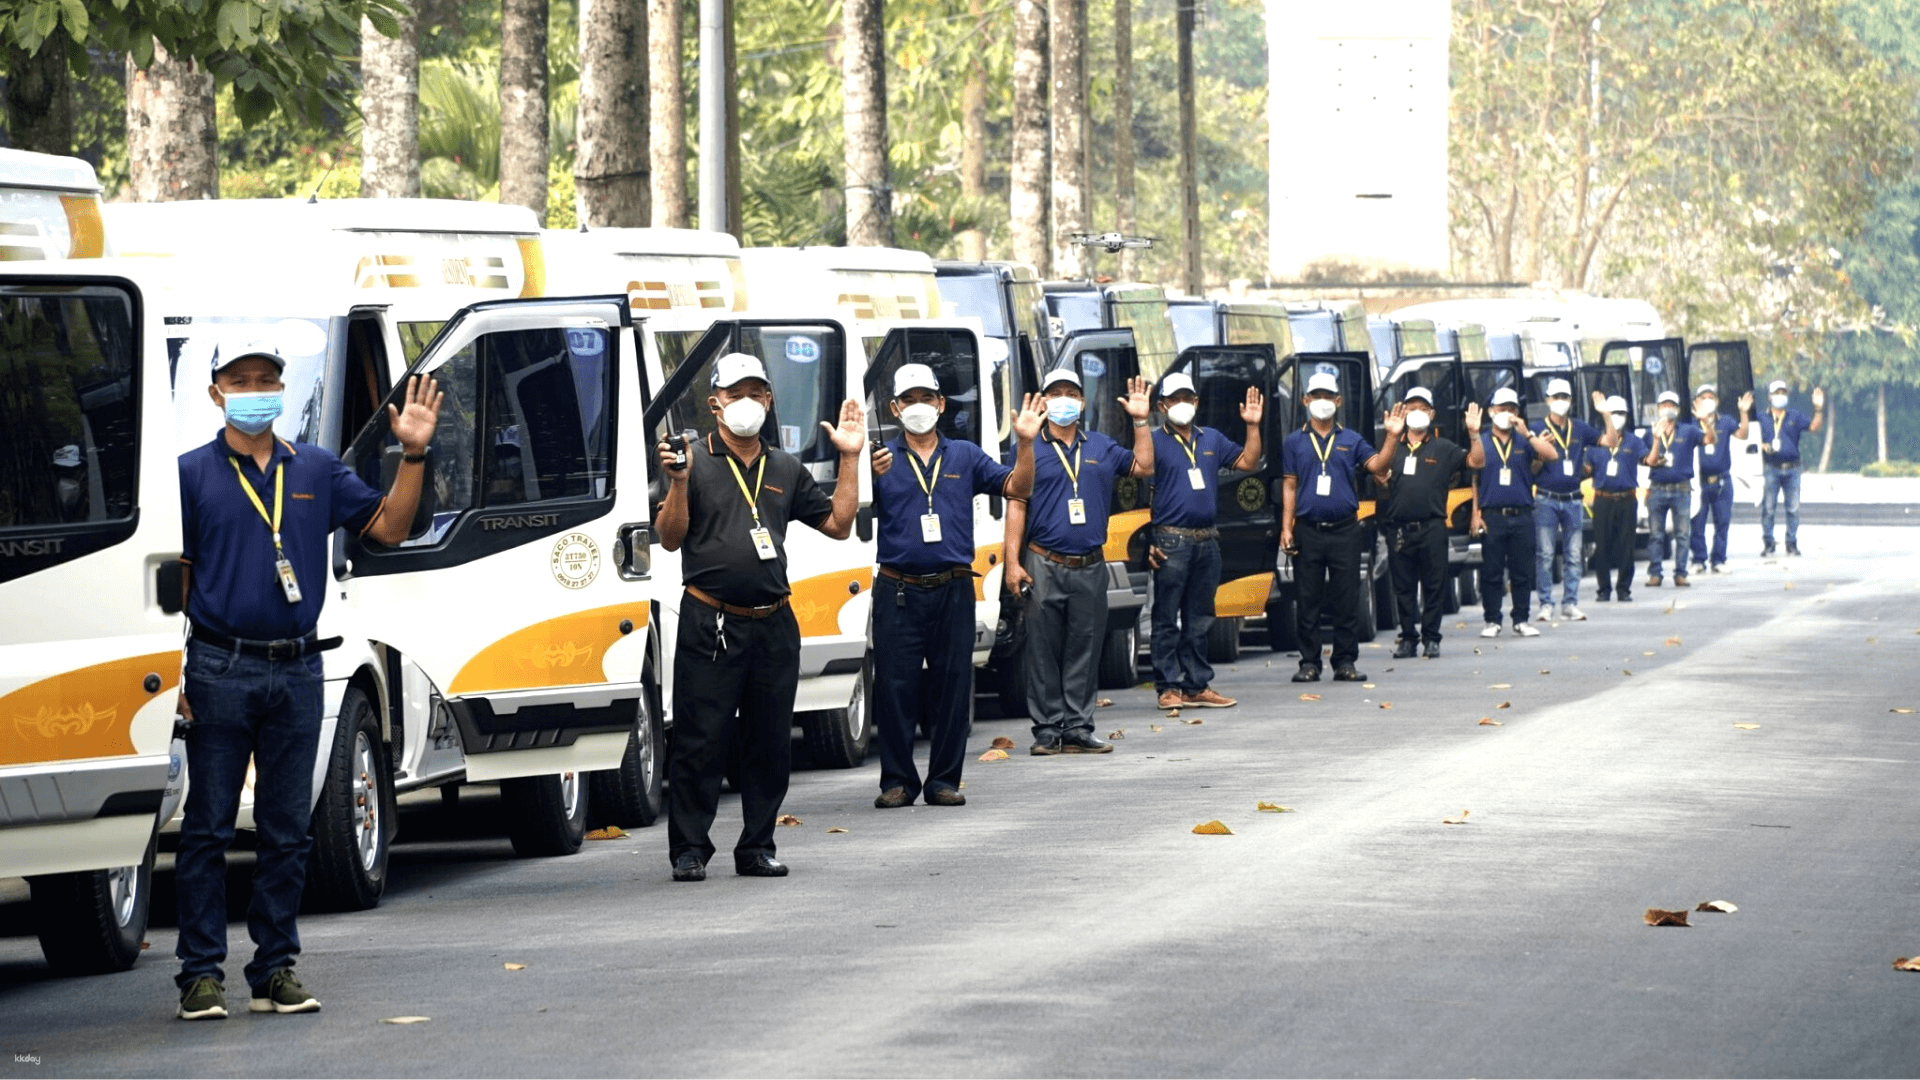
(1761, 463, 1802, 546)
(1150, 531, 1221, 693)
(1645, 487, 1692, 578)
(1533, 496, 1584, 608)
(175, 638, 323, 991)
(1690, 473, 1734, 566)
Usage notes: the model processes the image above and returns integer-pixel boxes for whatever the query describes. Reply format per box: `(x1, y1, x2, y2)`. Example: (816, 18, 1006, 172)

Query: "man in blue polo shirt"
(174, 345, 440, 1021)
(1146, 372, 1263, 710)
(1642, 389, 1703, 587)
(1003, 368, 1153, 755)
(1755, 378, 1824, 556)
(1530, 378, 1598, 622)
(1470, 386, 1559, 637)
(868, 364, 1042, 808)
(1585, 396, 1646, 601)
(1688, 384, 1751, 574)
(1281, 370, 1396, 683)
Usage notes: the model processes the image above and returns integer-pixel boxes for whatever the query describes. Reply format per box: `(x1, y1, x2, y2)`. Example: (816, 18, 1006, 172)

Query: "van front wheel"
(29, 828, 155, 974)
(304, 685, 390, 912)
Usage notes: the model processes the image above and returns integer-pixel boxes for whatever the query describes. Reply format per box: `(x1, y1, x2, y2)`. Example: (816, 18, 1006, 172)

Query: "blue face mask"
(1046, 397, 1083, 426)
(222, 390, 283, 436)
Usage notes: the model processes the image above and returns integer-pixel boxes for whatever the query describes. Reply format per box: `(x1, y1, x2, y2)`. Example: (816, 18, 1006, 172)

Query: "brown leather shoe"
(1182, 689, 1237, 708)
(923, 787, 966, 806)
(874, 787, 911, 809)
(1157, 690, 1185, 710)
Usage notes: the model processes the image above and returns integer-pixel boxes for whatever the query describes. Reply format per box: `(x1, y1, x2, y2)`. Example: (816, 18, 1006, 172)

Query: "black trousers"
(1479, 509, 1536, 624)
(872, 574, 973, 800)
(1590, 494, 1637, 597)
(1388, 519, 1449, 645)
(1294, 517, 1361, 667)
(668, 597, 800, 868)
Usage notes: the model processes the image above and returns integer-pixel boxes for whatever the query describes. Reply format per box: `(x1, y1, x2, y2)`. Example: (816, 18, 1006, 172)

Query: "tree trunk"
(125, 45, 217, 202)
(1049, 0, 1086, 278)
(1011, 0, 1050, 274)
(724, 0, 742, 236)
(1876, 382, 1888, 463)
(649, 0, 688, 227)
(360, 13, 422, 198)
(1818, 396, 1837, 473)
(5, 30, 73, 156)
(956, 0, 989, 261)
(578, 0, 650, 227)
(1113, 0, 1137, 280)
(842, 0, 892, 246)
(1175, 0, 1200, 294)
(500, 0, 551, 220)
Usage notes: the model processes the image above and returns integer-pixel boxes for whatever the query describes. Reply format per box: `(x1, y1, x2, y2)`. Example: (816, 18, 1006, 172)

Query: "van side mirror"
(379, 445, 438, 540)
(156, 559, 187, 615)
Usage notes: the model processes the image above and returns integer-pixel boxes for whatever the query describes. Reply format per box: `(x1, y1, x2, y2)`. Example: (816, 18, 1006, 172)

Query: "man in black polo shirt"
(1381, 389, 1483, 659)
(174, 345, 439, 1021)
(655, 352, 865, 881)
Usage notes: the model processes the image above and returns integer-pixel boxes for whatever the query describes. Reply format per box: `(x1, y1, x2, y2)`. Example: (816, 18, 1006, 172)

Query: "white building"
(1266, 0, 1450, 280)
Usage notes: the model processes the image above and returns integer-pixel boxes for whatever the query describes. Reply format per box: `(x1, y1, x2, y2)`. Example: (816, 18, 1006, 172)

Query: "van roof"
(104, 197, 541, 244)
(542, 226, 741, 259)
(0, 148, 101, 193)
(740, 245, 934, 274)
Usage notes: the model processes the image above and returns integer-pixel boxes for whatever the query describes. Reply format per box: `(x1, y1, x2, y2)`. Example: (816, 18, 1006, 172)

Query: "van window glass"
(398, 321, 445, 365)
(0, 287, 137, 527)
(935, 272, 1011, 337)
(1110, 297, 1175, 382)
(164, 315, 331, 447)
(1168, 303, 1216, 352)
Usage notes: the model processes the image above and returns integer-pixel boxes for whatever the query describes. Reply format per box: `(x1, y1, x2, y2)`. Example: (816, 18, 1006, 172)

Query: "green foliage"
(1860, 458, 1920, 476)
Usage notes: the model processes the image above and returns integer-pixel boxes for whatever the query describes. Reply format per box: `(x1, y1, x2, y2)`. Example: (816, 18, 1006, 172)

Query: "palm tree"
(1049, 0, 1086, 279)
(1011, 0, 1049, 274)
(126, 43, 217, 201)
(500, 0, 551, 220)
(648, 0, 688, 227)
(842, 0, 891, 246)
(361, 12, 422, 197)
(577, 0, 650, 226)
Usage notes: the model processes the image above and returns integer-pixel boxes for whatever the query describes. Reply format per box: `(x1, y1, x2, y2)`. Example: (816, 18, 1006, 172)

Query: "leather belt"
(686, 585, 791, 619)
(1538, 489, 1583, 501)
(190, 627, 340, 660)
(1153, 525, 1220, 541)
(1651, 481, 1691, 492)
(1299, 515, 1356, 530)
(878, 565, 972, 587)
(1765, 459, 1800, 469)
(1028, 544, 1104, 569)
(1386, 517, 1443, 528)
(1485, 506, 1531, 516)
(1593, 490, 1636, 499)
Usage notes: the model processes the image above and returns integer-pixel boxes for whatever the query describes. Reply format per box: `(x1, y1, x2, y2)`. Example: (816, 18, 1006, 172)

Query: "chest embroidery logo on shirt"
(765, 484, 786, 495)
(290, 492, 315, 500)
(550, 532, 601, 591)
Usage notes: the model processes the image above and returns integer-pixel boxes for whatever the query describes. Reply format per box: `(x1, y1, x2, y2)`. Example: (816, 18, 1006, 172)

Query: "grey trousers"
(1022, 551, 1108, 739)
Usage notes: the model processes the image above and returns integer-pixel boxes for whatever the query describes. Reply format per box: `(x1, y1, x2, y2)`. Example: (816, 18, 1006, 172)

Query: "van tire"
(588, 691, 663, 827)
(503, 772, 587, 857)
(993, 620, 1030, 718)
(802, 655, 872, 769)
(1442, 573, 1461, 614)
(1458, 567, 1480, 607)
(1206, 616, 1243, 663)
(30, 828, 155, 974)
(304, 685, 390, 912)
(1266, 598, 1299, 652)
(1356, 565, 1379, 643)
(1097, 625, 1138, 689)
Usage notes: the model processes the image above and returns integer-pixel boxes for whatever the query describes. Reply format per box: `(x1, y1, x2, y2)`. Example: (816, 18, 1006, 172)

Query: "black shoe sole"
(672, 867, 707, 882)
(1060, 744, 1114, 754)
(736, 863, 789, 877)
(1030, 744, 1063, 756)
(1332, 671, 1367, 682)
(1290, 671, 1321, 683)
(924, 791, 966, 806)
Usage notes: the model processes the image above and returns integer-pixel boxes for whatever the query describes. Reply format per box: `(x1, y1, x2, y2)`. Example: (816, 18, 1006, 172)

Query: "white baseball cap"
(711, 352, 768, 389)
(1694, 383, 1717, 398)
(211, 340, 287, 379)
(893, 363, 940, 398)
(1491, 387, 1520, 407)
(1305, 371, 1340, 395)
(1160, 372, 1196, 397)
(1041, 368, 1082, 392)
(1767, 379, 1788, 393)
(1603, 395, 1629, 413)
(1546, 378, 1572, 397)
(1656, 390, 1681, 405)
(1403, 386, 1434, 405)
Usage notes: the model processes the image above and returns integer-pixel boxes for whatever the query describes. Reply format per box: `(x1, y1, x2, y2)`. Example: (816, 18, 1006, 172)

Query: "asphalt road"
(5, 522, 1920, 1078)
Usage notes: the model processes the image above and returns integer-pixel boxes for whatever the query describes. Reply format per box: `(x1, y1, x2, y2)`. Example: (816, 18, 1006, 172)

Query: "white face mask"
(899, 402, 940, 435)
(1770, 393, 1790, 410)
(1166, 401, 1197, 427)
(1491, 411, 1515, 431)
(1610, 412, 1629, 429)
(1406, 409, 1432, 432)
(1659, 406, 1679, 422)
(721, 397, 768, 437)
(1307, 399, 1338, 422)
(1548, 398, 1571, 417)
(1695, 398, 1717, 417)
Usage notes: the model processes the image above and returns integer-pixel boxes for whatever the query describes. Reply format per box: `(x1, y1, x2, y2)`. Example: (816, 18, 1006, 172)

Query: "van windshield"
(0, 285, 137, 528)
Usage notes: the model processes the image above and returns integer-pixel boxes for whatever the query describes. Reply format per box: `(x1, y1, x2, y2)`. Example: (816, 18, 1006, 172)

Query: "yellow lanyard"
(1048, 436, 1084, 498)
(1657, 428, 1675, 458)
(906, 447, 943, 514)
(1172, 428, 1199, 468)
(1544, 418, 1571, 454)
(725, 453, 768, 527)
(229, 458, 286, 553)
(1491, 434, 1514, 469)
(1309, 429, 1337, 475)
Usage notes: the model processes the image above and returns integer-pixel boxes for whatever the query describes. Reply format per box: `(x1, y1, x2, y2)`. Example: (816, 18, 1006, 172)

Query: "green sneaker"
(249, 969, 321, 1014)
(177, 976, 228, 1020)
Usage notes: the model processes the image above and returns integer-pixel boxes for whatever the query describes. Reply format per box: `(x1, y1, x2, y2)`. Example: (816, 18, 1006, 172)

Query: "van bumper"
(1, 755, 167, 878)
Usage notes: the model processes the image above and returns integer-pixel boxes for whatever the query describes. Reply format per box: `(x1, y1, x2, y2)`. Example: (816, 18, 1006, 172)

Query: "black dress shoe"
(1291, 663, 1322, 683)
(671, 854, 706, 882)
(1617, 591, 1633, 602)
(1060, 731, 1114, 754)
(1030, 738, 1063, 756)
(924, 787, 966, 806)
(1332, 663, 1367, 682)
(1787, 544, 1802, 556)
(1422, 641, 1441, 659)
(874, 786, 912, 809)
(1762, 541, 1777, 556)
(1392, 639, 1418, 659)
(1595, 592, 1611, 602)
(736, 854, 788, 877)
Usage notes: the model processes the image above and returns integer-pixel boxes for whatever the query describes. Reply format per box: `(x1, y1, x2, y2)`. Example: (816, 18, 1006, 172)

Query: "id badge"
(1606, 460, 1619, 478)
(1315, 473, 1332, 497)
(920, 513, 943, 544)
(1498, 468, 1513, 487)
(1067, 498, 1087, 525)
(750, 526, 778, 561)
(1187, 467, 1206, 491)
(1563, 459, 1575, 477)
(275, 556, 303, 604)
(1403, 456, 1418, 476)
(1771, 437, 1782, 453)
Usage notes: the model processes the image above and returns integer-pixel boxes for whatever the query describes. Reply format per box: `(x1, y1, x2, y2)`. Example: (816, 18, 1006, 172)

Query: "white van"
(0, 148, 109, 261)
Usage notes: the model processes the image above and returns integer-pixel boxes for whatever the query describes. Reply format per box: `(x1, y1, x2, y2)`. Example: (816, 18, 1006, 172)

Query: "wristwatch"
(1131, 419, 1149, 428)
(402, 449, 429, 463)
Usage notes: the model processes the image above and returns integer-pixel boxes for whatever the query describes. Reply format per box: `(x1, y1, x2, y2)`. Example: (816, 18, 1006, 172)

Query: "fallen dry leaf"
(1645, 908, 1692, 927)
(1191, 819, 1233, 835)
(1538, 669, 1551, 675)
(504, 962, 526, 971)
(583, 826, 627, 841)
(1256, 802, 1294, 813)
(1642, 650, 1657, 656)
(1456, 622, 1468, 629)
(1167, 708, 1182, 719)
(140, 941, 151, 950)
(1497, 701, 1511, 710)
(826, 827, 848, 834)
(1097, 697, 1114, 708)
(1892, 708, 1915, 714)
(1363, 682, 1376, 688)
(978, 748, 1010, 762)
(1378, 701, 1395, 710)
(776, 814, 803, 827)
(1442, 810, 1470, 825)
(1478, 717, 1502, 726)
(1867, 637, 1878, 644)
(1622, 669, 1634, 677)
(1665, 636, 1682, 647)
(990, 736, 1016, 749)
(1488, 683, 1512, 689)
(1733, 723, 1761, 730)
(1298, 693, 1321, 701)
(1696, 900, 1738, 914)
(1894, 957, 1920, 972)
(382, 1016, 432, 1025)
(1180, 717, 1203, 725)
(1472, 647, 1483, 655)
(1107, 730, 1125, 739)
(1149, 724, 1164, 732)
(1784, 582, 1796, 590)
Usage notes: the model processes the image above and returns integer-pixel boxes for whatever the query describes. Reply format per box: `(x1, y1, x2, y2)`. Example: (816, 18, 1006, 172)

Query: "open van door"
(1574, 365, 1635, 432)
(1265, 351, 1377, 647)
(1599, 338, 1684, 430)
(1683, 340, 1753, 404)
(1382, 353, 1465, 444)
(1464, 358, 1527, 420)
